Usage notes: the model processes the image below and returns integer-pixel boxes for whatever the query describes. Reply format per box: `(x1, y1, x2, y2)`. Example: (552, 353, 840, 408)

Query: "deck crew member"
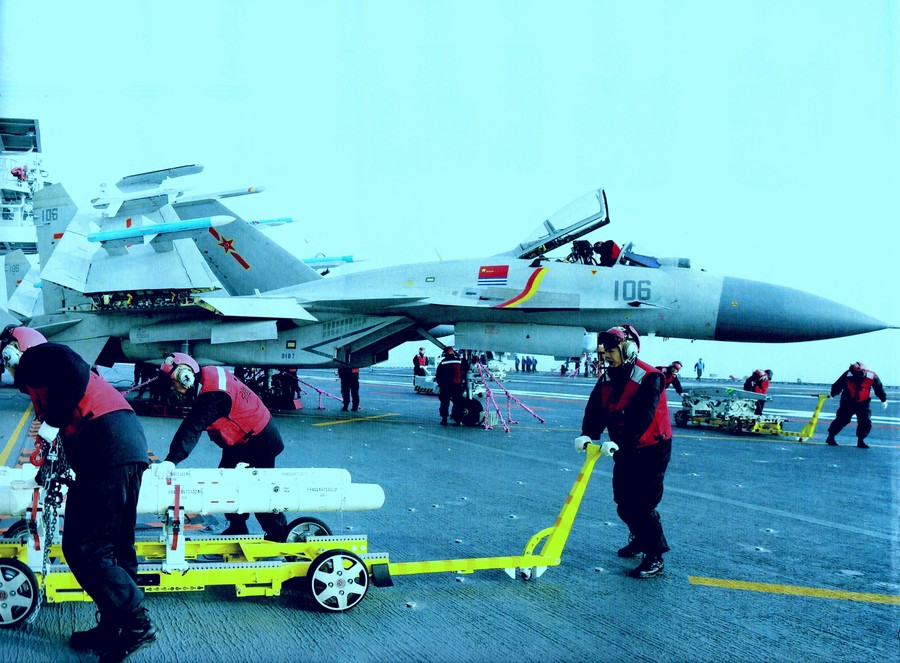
(413, 347, 428, 377)
(656, 361, 684, 395)
(743, 369, 772, 414)
(338, 365, 360, 411)
(0, 325, 157, 660)
(435, 346, 465, 426)
(153, 353, 288, 538)
(825, 362, 887, 449)
(576, 325, 672, 579)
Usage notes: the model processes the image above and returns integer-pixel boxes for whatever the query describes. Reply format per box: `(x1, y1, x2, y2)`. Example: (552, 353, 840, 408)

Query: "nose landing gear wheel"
(305, 549, 369, 612)
(0, 558, 39, 628)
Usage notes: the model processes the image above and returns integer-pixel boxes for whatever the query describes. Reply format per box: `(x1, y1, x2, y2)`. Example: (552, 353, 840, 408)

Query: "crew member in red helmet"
(153, 352, 288, 538)
(576, 324, 672, 579)
(825, 362, 887, 449)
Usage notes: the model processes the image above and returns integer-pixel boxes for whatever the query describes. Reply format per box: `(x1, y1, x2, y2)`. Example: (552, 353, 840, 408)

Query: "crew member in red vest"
(0, 326, 157, 660)
(576, 324, 672, 579)
(435, 346, 465, 426)
(153, 353, 288, 538)
(743, 369, 772, 414)
(413, 347, 428, 377)
(656, 361, 684, 395)
(338, 365, 361, 411)
(825, 362, 887, 449)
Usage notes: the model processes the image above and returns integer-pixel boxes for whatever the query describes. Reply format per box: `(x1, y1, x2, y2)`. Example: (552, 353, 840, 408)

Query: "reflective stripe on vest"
(199, 366, 271, 446)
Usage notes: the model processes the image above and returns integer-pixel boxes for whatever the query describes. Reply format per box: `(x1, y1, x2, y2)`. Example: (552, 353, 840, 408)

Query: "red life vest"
(600, 359, 672, 448)
(845, 370, 876, 402)
(656, 366, 677, 389)
(437, 357, 462, 384)
(199, 366, 271, 446)
(28, 372, 133, 438)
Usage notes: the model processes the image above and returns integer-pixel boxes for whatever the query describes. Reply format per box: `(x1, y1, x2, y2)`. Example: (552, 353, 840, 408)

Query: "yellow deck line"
(0, 404, 32, 466)
(689, 576, 900, 605)
(312, 413, 398, 426)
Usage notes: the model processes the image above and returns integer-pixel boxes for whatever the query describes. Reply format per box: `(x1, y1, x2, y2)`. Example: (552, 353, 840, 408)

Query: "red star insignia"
(218, 236, 236, 253)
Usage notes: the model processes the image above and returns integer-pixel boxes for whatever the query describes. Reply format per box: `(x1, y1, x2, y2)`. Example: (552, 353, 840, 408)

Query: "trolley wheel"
(2, 519, 27, 540)
(727, 417, 743, 435)
(284, 516, 332, 543)
(673, 411, 689, 428)
(0, 558, 39, 628)
(305, 549, 369, 612)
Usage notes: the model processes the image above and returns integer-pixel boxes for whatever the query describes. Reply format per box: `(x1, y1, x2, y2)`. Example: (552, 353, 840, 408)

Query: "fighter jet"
(24, 177, 892, 370)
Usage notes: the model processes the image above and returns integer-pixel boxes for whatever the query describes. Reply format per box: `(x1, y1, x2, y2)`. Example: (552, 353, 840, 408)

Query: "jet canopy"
(513, 188, 609, 259)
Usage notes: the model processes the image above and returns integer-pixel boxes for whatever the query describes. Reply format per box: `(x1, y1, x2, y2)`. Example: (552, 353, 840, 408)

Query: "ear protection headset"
(598, 324, 641, 363)
(162, 353, 200, 389)
(1, 343, 22, 371)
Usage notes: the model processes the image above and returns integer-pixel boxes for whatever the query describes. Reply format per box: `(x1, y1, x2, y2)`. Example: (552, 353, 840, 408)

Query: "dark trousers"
(61, 462, 146, 625)
(438, 383, 464, 420)
(828, 401, 873, 441)
(341, 376, 360, 408)
(218, 423, 287, 536)
(612, 438, 672, 557)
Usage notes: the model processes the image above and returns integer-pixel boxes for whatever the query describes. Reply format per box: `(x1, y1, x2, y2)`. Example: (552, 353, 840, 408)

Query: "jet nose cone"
(715, 277, 889, 342)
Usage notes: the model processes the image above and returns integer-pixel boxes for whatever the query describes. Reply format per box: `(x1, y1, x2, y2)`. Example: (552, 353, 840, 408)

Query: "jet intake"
(455, 322, 591, 357)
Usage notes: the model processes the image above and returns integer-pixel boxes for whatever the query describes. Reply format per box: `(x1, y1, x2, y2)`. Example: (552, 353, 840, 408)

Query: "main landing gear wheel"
(453, 398, 484, 427)
(284, 516, 332, 543)
(0, 558, 39, 628)
(305, 549, 369, 612)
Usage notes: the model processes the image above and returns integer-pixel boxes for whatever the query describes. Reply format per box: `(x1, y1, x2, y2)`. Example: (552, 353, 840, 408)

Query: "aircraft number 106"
(613, 279, 651, 301)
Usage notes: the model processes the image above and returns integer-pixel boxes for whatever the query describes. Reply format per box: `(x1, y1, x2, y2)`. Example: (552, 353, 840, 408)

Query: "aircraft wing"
(292, 296, 429, 313)
(195, 295, 318, 322)
(115, 164, 204, 193)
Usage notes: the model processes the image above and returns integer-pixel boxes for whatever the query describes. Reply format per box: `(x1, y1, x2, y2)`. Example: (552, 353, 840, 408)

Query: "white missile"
(0, 464, 385, 517)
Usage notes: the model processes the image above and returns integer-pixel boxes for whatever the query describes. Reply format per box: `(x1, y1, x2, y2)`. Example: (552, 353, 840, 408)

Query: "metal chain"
(26, 436, 71, 625)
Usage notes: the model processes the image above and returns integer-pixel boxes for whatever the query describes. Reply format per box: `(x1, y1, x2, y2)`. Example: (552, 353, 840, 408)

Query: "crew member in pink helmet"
(153, 352, 288, 538)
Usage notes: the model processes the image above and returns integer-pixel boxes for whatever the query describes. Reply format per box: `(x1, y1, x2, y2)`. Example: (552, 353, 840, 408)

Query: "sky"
(1, 1, 897, 384)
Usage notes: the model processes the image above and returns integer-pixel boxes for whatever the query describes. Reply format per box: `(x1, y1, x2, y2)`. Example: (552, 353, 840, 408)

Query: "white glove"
(37, 421, 59, 442)
(574, 435, 592, 453)
(152, 460, 176, 478)
(882, 400, 888, 410)
(600, 441, 619, 457)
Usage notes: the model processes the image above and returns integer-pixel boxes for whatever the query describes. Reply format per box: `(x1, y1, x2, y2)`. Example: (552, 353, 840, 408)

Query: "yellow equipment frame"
(0, 443, 609, 616)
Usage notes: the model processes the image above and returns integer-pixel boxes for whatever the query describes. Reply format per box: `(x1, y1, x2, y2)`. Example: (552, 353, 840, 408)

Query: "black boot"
(825, 436, 838, 446)
(857, 439, 869, 449)
(220, 520, 250, 536)
(100, 604, 157, 663)
(617, 535, 641, 559)
(70, 611, 118, 651)
(628, 554, 665, 579)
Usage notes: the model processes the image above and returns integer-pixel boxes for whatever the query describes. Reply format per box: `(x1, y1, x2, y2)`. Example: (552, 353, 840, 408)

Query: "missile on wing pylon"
(0, 464, 385, 517)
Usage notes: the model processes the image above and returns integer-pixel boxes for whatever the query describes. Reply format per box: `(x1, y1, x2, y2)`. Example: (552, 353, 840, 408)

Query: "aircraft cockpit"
(513, 187, 690, 270)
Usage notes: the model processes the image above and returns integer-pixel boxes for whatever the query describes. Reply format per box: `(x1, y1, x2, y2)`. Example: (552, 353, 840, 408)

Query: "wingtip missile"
(87, 215, 235, 244)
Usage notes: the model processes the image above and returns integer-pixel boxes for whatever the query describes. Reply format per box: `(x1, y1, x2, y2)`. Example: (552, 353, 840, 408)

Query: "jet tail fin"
(32, 183, 93, 315)
(173, 198, 322, 296)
